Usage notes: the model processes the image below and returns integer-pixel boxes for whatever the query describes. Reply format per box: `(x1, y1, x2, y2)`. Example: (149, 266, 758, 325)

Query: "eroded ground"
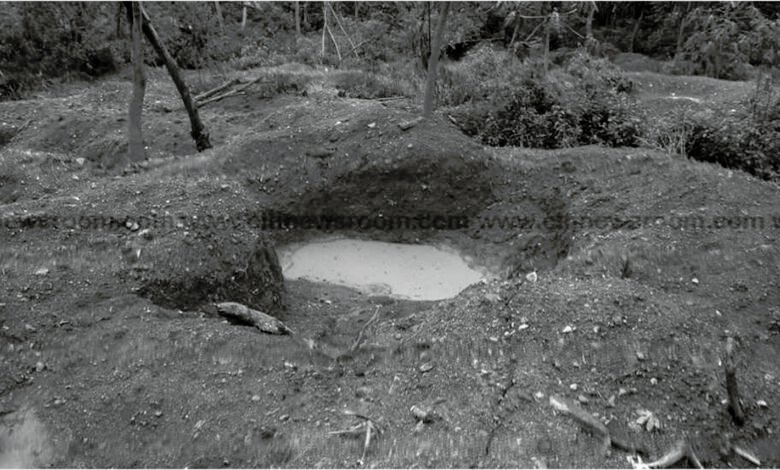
(1, 65, 779, 468)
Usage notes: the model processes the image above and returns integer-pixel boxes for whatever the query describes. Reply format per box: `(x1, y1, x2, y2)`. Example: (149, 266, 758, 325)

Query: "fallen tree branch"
(196, 76, 267, 108)
(724, 336, 745, 426)
(346, 35, 380, 57)
(214, 302, 292, 335)
(550, 395, 648, 455)
(194, 77, 242, 102)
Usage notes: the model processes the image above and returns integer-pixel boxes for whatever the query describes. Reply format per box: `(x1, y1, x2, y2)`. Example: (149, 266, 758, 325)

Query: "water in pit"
(279, 238, 487, 301)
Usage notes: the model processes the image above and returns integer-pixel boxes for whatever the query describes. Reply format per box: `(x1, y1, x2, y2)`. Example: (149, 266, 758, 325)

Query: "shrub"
(473, 51, 642, 149)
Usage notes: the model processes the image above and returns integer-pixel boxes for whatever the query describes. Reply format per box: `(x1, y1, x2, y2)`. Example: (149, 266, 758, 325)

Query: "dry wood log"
(214, 302, 292, 335)
(194, 78, 242, 102)
(398, 116, 424, 131)
(196, 76, 267, 108)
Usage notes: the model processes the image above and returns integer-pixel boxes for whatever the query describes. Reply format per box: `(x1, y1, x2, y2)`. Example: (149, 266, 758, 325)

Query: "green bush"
(472, 51, 642, 149)
(643, 74, 780, 181)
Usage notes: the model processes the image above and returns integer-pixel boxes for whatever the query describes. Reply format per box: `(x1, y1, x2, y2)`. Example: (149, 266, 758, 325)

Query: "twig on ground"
(348, 306, 380, 354)
(724, 336, 745, 426)
(733, 445, 761, 466)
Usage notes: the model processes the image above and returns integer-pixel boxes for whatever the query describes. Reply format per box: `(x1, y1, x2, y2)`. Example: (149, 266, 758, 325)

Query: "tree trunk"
(241, 4, 247, 31)
(543, 26, 550, 75)
(115, 3, 123, 39)
(294, 1, 301, 35)
(214, 1, 224, 34)
(422, 2, 450, 118)
(128, 1, 145, 163)
(629, 10, 643, 52)
(585, 1, 596, 39)
(321, 1, 327, 58)
(322, 2, 341, 62)
(123, 2, 211, 151)
(354, 1, 359, 20)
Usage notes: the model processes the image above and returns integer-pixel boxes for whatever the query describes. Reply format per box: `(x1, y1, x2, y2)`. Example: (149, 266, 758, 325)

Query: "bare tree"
(127, 1, 145, 163)
(294, 1, 301, 36)
(214, 1, 224, 34)
(422, 2, 450, 118)
(123, 2, 211, 151)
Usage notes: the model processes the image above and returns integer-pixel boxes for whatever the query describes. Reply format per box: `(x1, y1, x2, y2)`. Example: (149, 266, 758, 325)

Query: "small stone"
(606, 395, 616, 408)
(650, 377, 658, 385)
(577, 394, 589, 404)
(756, 400, 769, 408)
(636, 351, 646, 361)
(367, 122, 376, 128)
(410, 405, 434, 423)
(279, 414, 289, 422)
(534, 391, 545, 400)
(154, 410, 163, 417)
(562, 325, 574, 334)
(419, 363, 434, 373)
(356, 386, 372, 398)
(138, 229, 153, 241)
(518, 323, 529, 330)
(691, 278, 699, 285)
(569, 383, 578, 391)
(75, 157, 85, 166)
(34, 268, 49, 276)
(251, 395, 261, 402)
(526, 271, 538, 282)
(35, 361, 45, 372)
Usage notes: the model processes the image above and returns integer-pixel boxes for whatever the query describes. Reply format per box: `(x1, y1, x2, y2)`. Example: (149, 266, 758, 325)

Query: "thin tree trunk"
(422, 2, 450, 118)
(354, 1, 359, 20)
(127, 2, 145, 164)
(115, 3, 123, 39)
(321, 2, 327, 58)
(241, 4, 247, 31)
(543, 26, 550, 75)
(214, 2, 224, 33)
(323, 2, 341, 62)
(629, 10, 643, 52)
(124, 2, 211, 151)
(328, 2, 358, 58)
(294, 1, 301, 36)
(585, 1, 596, 39)
(675, 3, 692, 62)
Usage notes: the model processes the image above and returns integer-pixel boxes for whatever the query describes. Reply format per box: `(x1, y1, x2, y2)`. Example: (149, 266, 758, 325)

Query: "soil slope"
(1, 67, 778, 468)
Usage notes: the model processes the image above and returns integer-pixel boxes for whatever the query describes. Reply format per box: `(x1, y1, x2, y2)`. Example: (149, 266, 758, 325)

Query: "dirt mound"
(132, 229, 284, 315)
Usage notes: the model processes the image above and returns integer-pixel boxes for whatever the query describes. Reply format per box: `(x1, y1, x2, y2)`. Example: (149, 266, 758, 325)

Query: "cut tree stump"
(214, 302, 292, 335)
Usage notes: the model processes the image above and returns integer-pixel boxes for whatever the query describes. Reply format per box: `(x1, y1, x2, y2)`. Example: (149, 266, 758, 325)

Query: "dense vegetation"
(1, 1, 779, 179)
